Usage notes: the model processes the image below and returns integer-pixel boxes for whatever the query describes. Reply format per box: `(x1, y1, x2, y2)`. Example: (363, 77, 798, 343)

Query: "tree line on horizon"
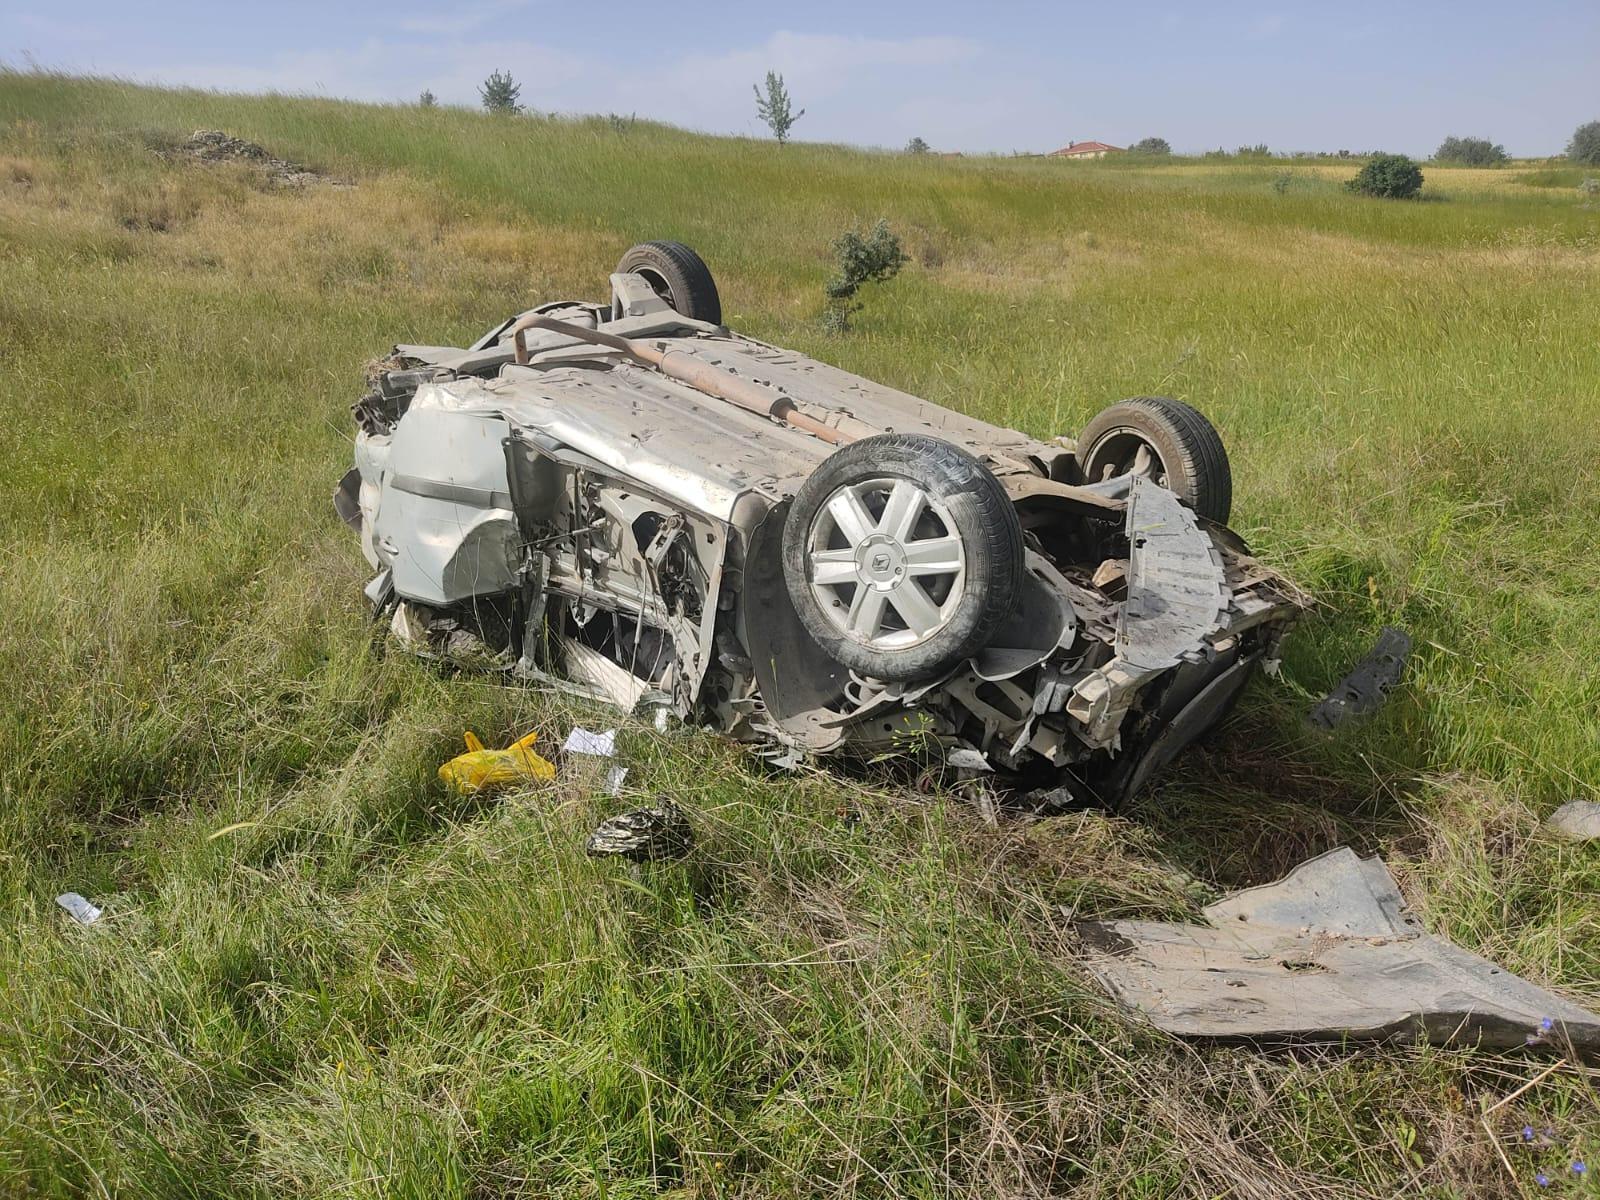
(451, 69, 1600, 169)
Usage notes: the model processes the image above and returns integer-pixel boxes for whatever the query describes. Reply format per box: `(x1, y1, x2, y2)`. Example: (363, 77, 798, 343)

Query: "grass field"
(2, 72, 1598, 1198)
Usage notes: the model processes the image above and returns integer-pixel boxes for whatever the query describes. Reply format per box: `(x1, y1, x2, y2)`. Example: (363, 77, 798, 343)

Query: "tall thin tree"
(753, 71, 804, 145)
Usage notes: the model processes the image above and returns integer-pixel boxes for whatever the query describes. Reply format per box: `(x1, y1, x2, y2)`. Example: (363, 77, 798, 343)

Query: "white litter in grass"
(56, 893, 102, 924)
(653, 707, 669, 733)
(947, 747, 993, 771)
(604, 766, 629, 795)
(563, 727, 617, 757)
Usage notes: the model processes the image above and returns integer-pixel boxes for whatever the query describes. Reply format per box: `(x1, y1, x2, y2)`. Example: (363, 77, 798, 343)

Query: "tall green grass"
(1, 72, 1597, 1197)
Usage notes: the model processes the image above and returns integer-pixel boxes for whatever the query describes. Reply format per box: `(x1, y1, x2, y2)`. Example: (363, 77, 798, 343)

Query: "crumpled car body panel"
(1077, 847, 1600, 1048)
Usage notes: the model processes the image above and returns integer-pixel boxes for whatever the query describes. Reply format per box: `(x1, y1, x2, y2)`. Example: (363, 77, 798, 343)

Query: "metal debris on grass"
(586, 799, 693, 862)
(1545, 800, 1600, 842)
(1309, 626, 1412, 730)
(1076, 846, 1600, 1049)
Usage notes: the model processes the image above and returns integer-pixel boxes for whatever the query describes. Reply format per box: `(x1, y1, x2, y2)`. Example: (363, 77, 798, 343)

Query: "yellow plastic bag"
(438, 730, 556, 794)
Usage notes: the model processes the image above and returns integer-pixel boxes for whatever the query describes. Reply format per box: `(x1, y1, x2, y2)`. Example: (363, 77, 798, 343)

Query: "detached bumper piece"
(1077, 847, 1600, 1049)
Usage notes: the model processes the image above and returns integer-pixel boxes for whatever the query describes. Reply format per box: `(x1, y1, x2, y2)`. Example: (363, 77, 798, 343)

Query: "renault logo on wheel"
(872, 552, 891, 571)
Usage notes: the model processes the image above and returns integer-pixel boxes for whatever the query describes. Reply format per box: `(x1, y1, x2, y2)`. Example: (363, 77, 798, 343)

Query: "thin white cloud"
(135, 37, 583, 105)
(1247, 13, 1286, 40)
(396, 0, 537, 37)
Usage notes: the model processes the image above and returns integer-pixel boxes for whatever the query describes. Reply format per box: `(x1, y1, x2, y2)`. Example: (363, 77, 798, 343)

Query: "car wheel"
(1077, 396, 1233, 524)
(781, 434, 1024, 682)
(615, 241, 722, 325)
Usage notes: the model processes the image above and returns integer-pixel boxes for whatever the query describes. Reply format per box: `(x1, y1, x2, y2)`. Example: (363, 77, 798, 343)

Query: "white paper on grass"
(56, 893, 102, 924)
(562, 727, 617, 757)
(604, 766, 629, 795)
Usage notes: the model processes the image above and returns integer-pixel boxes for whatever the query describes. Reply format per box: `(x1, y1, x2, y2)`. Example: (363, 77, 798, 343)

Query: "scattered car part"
(1076, 847, 1600, 1048)
(587, 799, 694, 862)
(1076, 396, 1233, 524)
(1545, 800, 1600, 842)
(339, 243, 1309, 804)
(438, 730, 556, 793)
(1309, 626, 1412, 730)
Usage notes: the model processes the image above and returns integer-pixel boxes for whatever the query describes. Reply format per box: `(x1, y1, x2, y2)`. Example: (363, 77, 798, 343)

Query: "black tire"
(781, 434, 1024, 682)
(1077, 396, 1233, 524)
(615, 241, 722, 324)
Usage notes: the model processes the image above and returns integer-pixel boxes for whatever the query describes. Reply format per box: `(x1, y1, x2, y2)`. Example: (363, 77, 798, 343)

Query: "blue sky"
(5, 1, 1596, 156)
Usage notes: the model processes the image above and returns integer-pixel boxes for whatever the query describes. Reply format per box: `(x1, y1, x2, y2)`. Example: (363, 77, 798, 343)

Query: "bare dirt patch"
(162, 129, 351, 189)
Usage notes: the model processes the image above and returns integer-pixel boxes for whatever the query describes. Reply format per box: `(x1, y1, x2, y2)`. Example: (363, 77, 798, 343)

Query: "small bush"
(418, 89, 437, 109)
(1434, 135, 1507, 166)
(1568, 120, 1600, 166)
(1346, 153, 1423, 199)
(479, 70, 522, 116)
(1272, 171, 1292, 195)
(1130, 137, 1170, 155)
(905, 136, 930, 155)
(823, 219, 907, 332)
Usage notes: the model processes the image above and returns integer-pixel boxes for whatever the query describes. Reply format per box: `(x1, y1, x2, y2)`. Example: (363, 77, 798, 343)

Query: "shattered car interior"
(337, 242, 1309, 804)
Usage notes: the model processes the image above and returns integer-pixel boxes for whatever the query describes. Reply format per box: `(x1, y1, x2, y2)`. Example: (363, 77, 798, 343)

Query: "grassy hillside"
(1, 72, 1597, 1198)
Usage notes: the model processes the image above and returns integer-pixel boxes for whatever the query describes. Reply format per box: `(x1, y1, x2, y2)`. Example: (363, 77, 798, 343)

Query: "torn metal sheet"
(1117, 477, 1229, 671)
(587, 799, 693, 862)
(1546, 800, 1600, 842)
(1077, 847, 1600, 1048)
(1309, 626, 1411, 730)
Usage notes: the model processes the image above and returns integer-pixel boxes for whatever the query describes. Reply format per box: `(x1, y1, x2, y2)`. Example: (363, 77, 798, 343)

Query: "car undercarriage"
(337, 242, 1308, 804)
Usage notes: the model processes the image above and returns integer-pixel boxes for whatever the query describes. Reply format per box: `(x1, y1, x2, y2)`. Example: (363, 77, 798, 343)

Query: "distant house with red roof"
(1050, 141, 1123, 159)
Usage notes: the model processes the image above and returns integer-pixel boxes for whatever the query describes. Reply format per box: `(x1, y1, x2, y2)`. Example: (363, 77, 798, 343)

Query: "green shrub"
(824, 219, 907, 331)
(1130, 137, 1170, 155)
(478, 70, 522, 116)
(1568, 120, 1600, 166)
(1347, 153, 1424, 199)
(905, 136, 930, 155)
(1435, 136, 1507, 166)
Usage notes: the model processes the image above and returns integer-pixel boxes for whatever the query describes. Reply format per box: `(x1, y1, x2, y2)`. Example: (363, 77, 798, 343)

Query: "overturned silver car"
(337, 242, 1307, 802)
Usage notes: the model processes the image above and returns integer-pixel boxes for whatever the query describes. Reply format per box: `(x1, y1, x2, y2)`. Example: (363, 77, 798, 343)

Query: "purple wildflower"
(1535, 1172, 1550, 1188)
(1573, 1161, 1587, 1176)
(1540, 1016, 1555, 1033)
(1524, 1126, 1536, 1142)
